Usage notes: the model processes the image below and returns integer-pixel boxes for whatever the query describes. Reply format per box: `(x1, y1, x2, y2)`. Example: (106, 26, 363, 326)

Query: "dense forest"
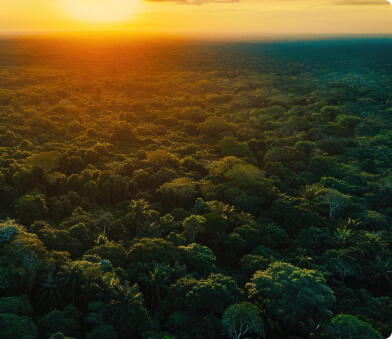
(0, 36, 391, 339)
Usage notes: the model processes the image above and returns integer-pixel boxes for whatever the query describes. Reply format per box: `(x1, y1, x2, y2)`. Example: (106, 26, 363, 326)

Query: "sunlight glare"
(59, 0, 140, 23)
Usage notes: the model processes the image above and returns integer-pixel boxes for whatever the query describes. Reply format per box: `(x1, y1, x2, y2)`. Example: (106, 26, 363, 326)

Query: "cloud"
(145, 0, 238, 5)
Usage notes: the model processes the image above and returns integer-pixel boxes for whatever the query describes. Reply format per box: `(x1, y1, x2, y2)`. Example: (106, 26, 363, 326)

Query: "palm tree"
(207, 201, 235, 221)
(127, 199, 156, 237)
(36, 270, 65, 310)
(21, 251, 41, 292)
(295, 254, 314, 268)
(62, 261, 85, 305)
(333, 227, 362, 248)
(138, 262, 170, 315)
(104, 277, 144, 331)
(344, 218, 363, 230)
(234, 211, 255, 227)
(364, 256, 392, 296)
(365, 231, 390, 249)
(301, 185, 320, 200)
(78, 267, 104, 303)
(139, 220, 161, 238)
(208, 232, 227, 259)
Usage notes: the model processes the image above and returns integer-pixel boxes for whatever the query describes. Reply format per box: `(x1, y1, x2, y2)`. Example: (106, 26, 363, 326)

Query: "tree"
(337, 114, 361, 130)
(0, 295, 33, 315)
(324, 250, 363, 282)
(295, 140, 316, 160)
(102, 277, 149, 336)
(364, 256, 392, 295)
(0, 220, 48, 290)
(111, 122, 138, 143)
(224, 164, 266, 191)
(15, 194, 49, 226)
(159, 178, 198, 209)
(183, 215, 206, 243)
(324, 314, 382, 339)
(208, 157, 246, 177)
(270, 196, 321, 235)
(181, 106, 207, 122)
(0, 313, 38, 339)
(320, 106, 341, 122)
(139, 220, 161, 238)
(85, 241, 127, 267)
(218, 137, 253, 158)
(318, 188, 351, 219)
(239, 255, 269, 280)
(205, 201, 235, 223)
(263, 147, 300, 164)
(127, 238, 180, 264)
(39, 305, 82, 338)
(179, 243, 216, 277)
(86, 324, 118, 339)
(145, 150, 180, 169)
(198, 116, 233, 137)
(186, 273, 244, 317)
(158, 214, 177, 234)
(299, 226, 332, 251)
(138, 262, 171, 315)
(333, 227, 360, 248)
(68, 223, 90, 250)
(126, 199, 157, 237)
(37, 227, 83, 258)
(222, 302, 265, 339)
(247, 262, 335, 333)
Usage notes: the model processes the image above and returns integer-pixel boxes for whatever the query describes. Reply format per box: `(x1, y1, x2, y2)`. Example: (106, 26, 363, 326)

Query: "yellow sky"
(0, 0, 392, 36)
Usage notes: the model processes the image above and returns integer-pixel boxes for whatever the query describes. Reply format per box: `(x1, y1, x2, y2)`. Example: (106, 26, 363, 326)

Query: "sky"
(0, 0, 392, 37)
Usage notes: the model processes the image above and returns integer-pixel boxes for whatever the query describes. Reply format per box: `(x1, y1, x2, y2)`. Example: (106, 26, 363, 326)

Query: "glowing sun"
(59, 0, 140, 23)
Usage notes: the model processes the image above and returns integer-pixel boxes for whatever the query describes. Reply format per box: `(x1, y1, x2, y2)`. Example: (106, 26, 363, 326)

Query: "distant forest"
(0, 37, 391, 338)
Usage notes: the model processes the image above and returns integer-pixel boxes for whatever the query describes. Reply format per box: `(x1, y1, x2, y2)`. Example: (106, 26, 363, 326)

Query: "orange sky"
(1, 0, 392, 36)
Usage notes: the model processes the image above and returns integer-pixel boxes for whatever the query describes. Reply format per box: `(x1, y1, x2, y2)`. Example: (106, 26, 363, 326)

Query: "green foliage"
(128, 238, 180, 264)
(15, 194, 49, 226)
(324, 314, 382, 339)
(224, 164, 265, 190)
(247, 262, 335, 332)
(222, 302, 265, 339)
(86, 241, 126, 267)
(39, 305, 82, 338)
(218, 137, 253, 159)
(182, 215, 206, 243)
(179, 243, 216, 277)
(324, 250, 364, 282)
(186, 273, 244, 316)
(86, 324, 118, 339)
(0, 313, 38, 339)
(49, 333, 74, 339)
(159, 178, 198, 209)
(320, 106, 341, 122)
(0, 295, 33, 315)
(0, 39, 391, 339)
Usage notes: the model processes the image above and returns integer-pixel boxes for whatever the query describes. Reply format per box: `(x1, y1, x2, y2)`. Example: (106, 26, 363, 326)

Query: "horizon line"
(1, 30, 392, 42)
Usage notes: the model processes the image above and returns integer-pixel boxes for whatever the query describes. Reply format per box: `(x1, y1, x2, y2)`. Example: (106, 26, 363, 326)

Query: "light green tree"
(183, 215, 206, 243)
(222, 302, 265, 339)
(324, 314, 382, 339)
